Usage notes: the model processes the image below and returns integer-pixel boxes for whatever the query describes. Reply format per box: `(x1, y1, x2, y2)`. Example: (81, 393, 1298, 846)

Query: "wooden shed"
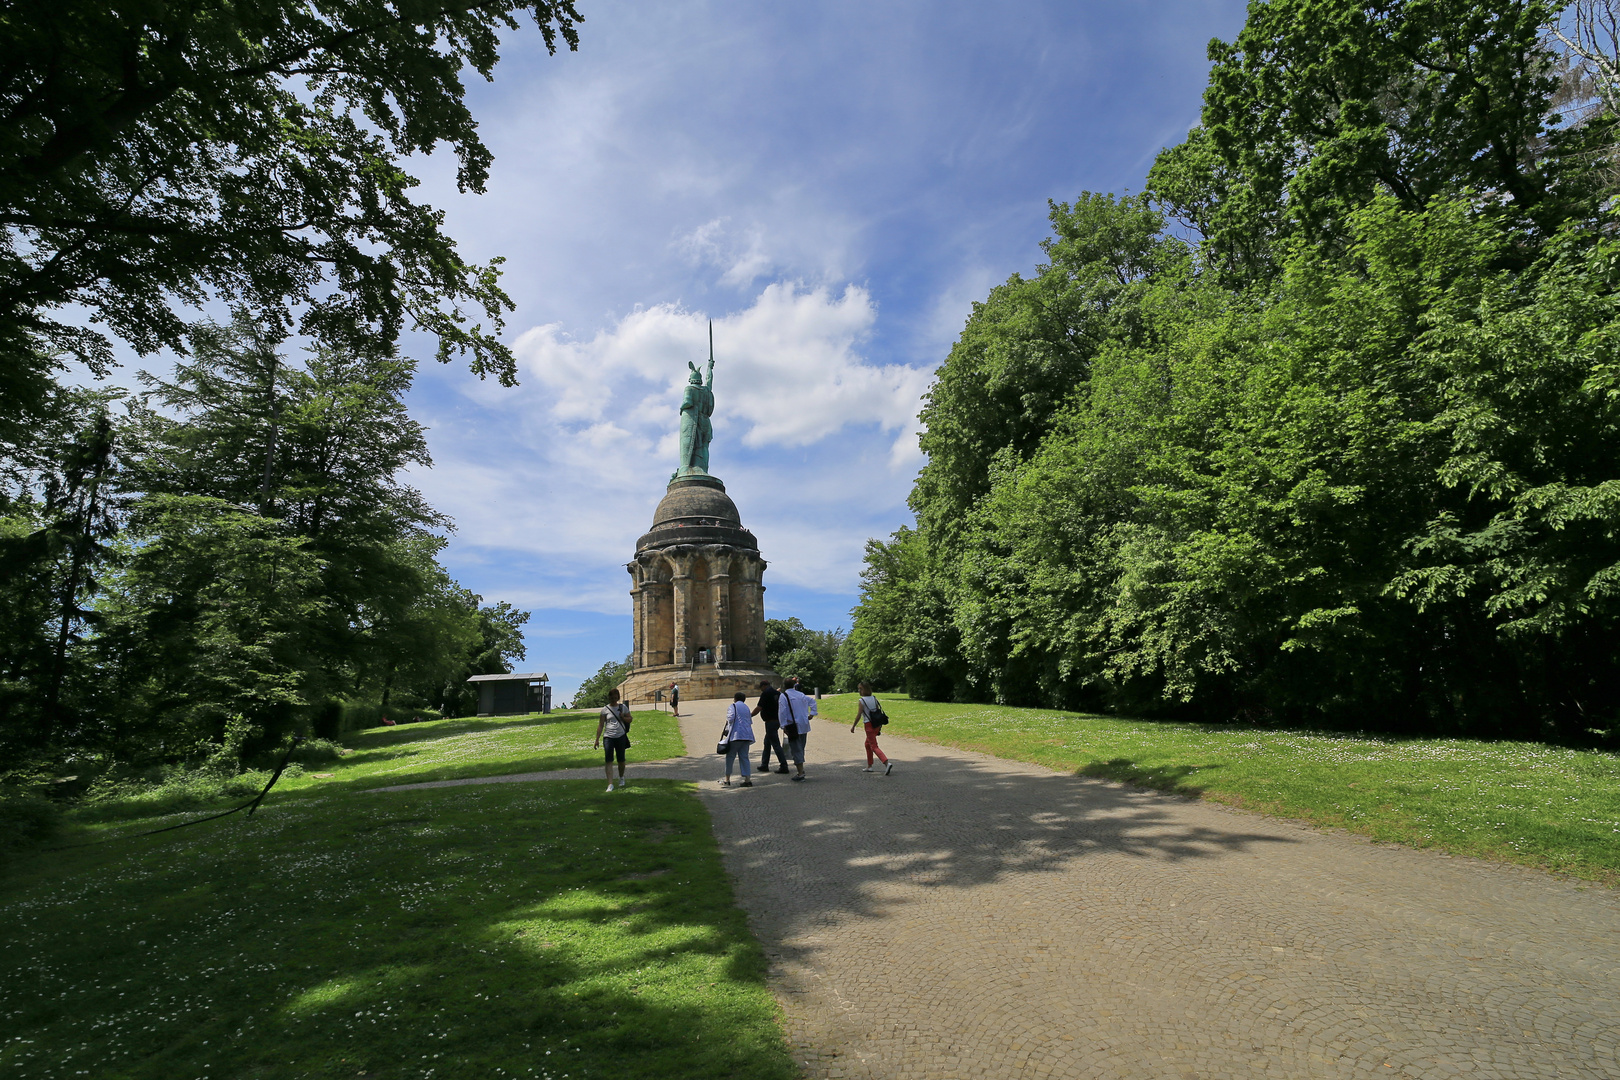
(467, 672, 551, 717)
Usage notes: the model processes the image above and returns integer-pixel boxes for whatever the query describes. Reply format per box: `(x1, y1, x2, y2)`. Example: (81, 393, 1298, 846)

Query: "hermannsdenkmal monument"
(616, 329, 780, 703)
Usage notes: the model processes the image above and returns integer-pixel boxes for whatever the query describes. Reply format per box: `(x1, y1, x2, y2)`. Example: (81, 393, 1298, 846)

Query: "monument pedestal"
(618, 661, 781, 705)
(618, 474, 779, 703)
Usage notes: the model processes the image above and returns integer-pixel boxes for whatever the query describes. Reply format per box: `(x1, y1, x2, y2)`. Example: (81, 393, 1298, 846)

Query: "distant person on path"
(721, 691, 755, 787)
(852, 681, 893, 775)
(777, 676, 813, 781)
(753, 679, 787, 773)
(669, 681, 680, 717)
(595, 688, 633, 792)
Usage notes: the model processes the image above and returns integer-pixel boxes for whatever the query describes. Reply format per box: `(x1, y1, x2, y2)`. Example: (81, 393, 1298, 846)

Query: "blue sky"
(391, 0, 1253, 702)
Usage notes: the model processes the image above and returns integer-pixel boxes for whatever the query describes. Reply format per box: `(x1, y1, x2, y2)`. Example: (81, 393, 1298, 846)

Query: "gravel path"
(378, 700, 1620, 1079)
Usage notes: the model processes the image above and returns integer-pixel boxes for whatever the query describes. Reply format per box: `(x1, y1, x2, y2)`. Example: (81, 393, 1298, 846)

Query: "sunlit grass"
(833, 693, 1620, 885)
(68, 708, 688, 828)
(1, 780, 795, 1080)
(279, 707, 688, 795)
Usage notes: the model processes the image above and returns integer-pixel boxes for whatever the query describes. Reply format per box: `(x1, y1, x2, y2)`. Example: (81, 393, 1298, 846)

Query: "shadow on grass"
(1077, 757, 1219, 797)
(345, 711, 586, 751)
(64, 713, 685, 833)
(0, 780, 797, 1080)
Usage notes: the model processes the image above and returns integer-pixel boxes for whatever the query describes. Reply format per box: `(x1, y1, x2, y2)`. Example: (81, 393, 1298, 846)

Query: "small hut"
(467, 672, 550, 716)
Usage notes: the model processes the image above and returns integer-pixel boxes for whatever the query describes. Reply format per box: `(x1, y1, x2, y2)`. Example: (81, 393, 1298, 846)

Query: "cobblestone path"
(380, 701, 1620, 1079)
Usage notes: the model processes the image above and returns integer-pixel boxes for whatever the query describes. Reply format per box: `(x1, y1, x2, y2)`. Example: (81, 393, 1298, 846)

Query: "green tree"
(0, 0, 583, 423)
(354, 535, 482, 711)
(879, 188, 1620, 735)
(846, 529, 959, 697)
(125, 312, 454, 706)
(91, 496, 325, 765)
(1147, 0, 1582, 277)
(832, 635, 861, 695)
(763, 617, 809, 671)
(0, 388, 123, 755)
(763, 617, 848, 692)
(472, 601, 532, 675)
(438, 599, 531, 716)
(104, 312, 513, 755)
(863, 194, 1194, 702)
(574, 656, 632, 710)
(913, 193, 1183, 545)
(856, 2, 1620, 735)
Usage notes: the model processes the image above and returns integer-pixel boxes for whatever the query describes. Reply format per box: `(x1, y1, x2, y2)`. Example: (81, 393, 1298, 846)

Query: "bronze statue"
(678, 321, 716, 475)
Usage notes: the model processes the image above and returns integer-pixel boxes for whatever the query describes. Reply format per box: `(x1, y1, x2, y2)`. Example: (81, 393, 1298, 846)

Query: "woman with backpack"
(851, 681, 893, 774)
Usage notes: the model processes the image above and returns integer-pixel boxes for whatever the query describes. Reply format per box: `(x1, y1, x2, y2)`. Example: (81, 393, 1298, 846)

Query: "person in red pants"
(851, 681, 893, 775)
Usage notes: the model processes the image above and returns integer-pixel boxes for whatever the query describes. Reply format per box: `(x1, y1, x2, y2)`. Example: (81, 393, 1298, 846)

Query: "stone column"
(733, 554, 766, 664)
(626, 562, 647, 668)
(631, 556, 669, 669)
(646, 560, 669, 667)
(670, 549, 694, 666)
(707, 548, 733, 662)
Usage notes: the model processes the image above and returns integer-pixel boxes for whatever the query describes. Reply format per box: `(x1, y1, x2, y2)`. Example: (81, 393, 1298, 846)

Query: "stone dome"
(636, 475, 758, 552)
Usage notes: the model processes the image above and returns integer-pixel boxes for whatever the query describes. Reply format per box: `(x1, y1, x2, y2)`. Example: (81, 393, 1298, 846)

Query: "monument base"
(618, 662, 781, 706)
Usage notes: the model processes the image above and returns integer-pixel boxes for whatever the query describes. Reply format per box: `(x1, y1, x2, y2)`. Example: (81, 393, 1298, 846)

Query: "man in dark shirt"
(752, 679, 787, 774)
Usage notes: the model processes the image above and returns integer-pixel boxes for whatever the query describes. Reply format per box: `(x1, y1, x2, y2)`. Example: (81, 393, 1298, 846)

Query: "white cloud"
(509, 280, 929, 453)
(411, 278, 931, 612)
(675, 218, 774, 287)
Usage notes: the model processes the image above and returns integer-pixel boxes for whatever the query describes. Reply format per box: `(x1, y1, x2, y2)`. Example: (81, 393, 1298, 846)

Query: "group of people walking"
(593, 679, 895, 791)
(718, 677, 893, 787)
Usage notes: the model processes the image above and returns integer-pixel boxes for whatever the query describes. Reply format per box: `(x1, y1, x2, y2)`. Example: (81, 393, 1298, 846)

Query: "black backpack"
(866, 696, 889, 727)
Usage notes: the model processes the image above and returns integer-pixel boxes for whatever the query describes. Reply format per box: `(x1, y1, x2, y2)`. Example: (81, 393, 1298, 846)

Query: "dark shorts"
(603, 734, 629, 763)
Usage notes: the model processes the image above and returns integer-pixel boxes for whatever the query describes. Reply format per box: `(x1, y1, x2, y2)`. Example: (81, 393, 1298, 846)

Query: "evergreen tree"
(0, 388, 122, 756)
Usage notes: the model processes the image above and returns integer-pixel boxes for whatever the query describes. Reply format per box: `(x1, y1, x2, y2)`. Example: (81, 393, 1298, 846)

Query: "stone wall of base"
(618, 662, 781, 706)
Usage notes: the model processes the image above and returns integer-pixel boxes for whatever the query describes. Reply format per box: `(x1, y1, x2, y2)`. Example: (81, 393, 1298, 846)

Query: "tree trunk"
(44, 414, 112, 734)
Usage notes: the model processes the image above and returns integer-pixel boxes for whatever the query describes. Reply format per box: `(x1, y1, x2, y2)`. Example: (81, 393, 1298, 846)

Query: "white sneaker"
(862, 766, 874, 772)
(618, 779, 628, 788)
(605, 783, 615, 792)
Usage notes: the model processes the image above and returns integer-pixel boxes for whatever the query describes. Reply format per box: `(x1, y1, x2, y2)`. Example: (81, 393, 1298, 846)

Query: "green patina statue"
(678, 322, 716, 476)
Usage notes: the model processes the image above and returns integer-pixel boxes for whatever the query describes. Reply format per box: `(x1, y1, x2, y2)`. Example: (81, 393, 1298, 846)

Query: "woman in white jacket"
(721, 691, 756, 787)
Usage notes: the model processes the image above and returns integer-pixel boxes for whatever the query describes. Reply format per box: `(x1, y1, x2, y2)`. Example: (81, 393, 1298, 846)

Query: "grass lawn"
(71, 708, 689, 826)
(831, 693, 1620, 885)
(285, 707, 690, 794)
(1, 777, 796, 1080)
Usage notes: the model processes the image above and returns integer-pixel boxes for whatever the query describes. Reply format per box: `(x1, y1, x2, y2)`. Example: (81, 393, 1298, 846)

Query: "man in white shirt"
(777, 676, 813, 781)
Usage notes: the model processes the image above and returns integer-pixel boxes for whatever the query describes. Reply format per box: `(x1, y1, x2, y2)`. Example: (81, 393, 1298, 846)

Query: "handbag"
(781, 692, 803, 738)
(716, 716, 731, 755)
(605, 703, 632, 747)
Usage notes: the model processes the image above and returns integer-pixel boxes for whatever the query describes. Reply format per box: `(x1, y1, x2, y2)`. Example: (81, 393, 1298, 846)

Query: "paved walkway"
(381, 700, 1620, 1079)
